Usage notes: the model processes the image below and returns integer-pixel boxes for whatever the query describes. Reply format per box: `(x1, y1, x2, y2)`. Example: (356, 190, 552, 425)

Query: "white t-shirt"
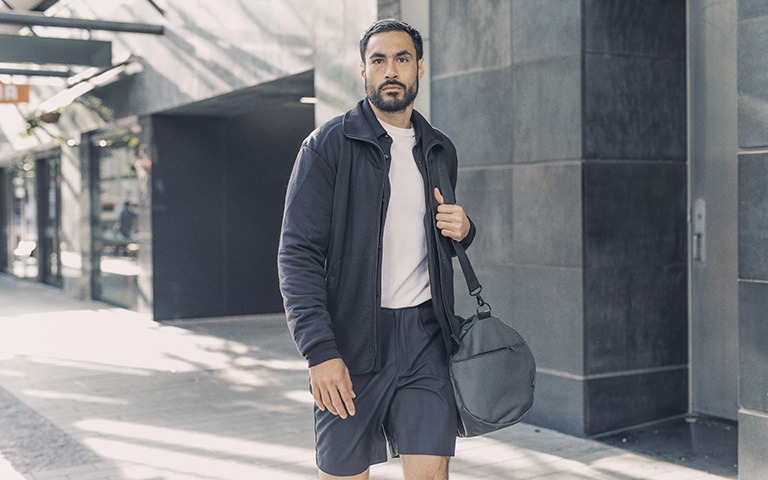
(378, 119, 431, 309)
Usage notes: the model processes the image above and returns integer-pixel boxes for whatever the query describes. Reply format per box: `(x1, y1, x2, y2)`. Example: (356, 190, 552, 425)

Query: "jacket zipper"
(367, 139, 390, 371)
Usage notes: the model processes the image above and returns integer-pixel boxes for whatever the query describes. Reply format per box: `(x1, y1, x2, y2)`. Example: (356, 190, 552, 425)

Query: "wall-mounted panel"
(511, 56, 581, 163)
(738, 153, 768, 280)
(584, 161, 687, 268)
(511, 0, 581, 64)
(583, 0, 685, 58)
(430, 0, 511, 78)
(432, 67, 513, 167)
(583, 54, 686, 160)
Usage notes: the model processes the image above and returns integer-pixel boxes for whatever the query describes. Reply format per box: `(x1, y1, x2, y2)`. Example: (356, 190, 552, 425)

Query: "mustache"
(378, 80, 407, 90)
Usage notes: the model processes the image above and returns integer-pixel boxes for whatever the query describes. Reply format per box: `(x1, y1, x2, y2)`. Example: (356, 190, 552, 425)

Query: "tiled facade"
(738, 1, 768, 477)
(432, 0, 688, 437)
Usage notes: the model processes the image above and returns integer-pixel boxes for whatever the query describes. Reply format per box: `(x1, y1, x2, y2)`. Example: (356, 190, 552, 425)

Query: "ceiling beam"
(0, 67, 71, 77)
(0, 33, 111, 66)
(0, 11, 164, 34)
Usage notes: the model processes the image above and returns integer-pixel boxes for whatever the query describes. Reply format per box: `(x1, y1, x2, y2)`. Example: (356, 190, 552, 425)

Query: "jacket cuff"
(306, 340, 342, 368)
(459, 217, 476, 250)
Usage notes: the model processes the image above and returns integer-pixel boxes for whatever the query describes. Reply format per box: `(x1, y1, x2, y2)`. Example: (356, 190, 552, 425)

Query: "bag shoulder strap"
(434, 160, 488, 309)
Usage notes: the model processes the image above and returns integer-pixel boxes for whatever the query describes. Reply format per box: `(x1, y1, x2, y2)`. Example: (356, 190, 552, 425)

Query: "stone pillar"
(737, 1, 768, 477)
(431, 0, 687, 436)
(579, 0, 688, 435)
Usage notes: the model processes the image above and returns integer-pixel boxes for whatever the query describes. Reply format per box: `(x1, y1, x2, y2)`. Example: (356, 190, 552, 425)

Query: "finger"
(312, 387, 326, 412)
(440, 228, 458, 239)
(340, 389, 356, 417)
(434, 187, 444, 205)
(320, 389, 339, 416)
(328, 389, 349, 419)
(341, 375, 356, 415)
(436, 212, 460, 222)
(437, 203, 462, 214)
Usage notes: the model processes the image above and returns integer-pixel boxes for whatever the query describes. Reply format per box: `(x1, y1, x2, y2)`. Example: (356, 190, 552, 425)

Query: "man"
(278, 19, 475, 480)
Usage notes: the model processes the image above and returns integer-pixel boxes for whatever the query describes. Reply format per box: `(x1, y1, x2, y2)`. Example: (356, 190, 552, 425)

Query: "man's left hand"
(434, 188, 470, 242)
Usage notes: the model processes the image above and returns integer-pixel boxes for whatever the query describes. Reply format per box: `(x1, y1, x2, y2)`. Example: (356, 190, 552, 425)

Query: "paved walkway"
(0, 274, 732, 480)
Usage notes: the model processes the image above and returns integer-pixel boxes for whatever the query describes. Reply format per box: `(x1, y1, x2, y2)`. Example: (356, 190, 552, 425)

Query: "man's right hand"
(309, 358, 356, 419)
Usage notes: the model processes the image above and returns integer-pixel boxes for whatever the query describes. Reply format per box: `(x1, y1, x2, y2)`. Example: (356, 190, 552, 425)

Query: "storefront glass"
(93, 134, 140, 310)
(10, 161, 38, 279)
(40, 157, 62, 287)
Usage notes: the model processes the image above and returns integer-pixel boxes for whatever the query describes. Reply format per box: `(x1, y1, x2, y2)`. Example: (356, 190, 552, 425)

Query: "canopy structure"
(0, 0, 163, 153)
(0, 0, 163, 73)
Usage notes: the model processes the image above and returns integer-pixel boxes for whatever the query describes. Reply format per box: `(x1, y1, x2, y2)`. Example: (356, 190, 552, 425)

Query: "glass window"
(10, 161, 38, 279)
(93, 134, 140, 310)
(40, 157, 62, 287)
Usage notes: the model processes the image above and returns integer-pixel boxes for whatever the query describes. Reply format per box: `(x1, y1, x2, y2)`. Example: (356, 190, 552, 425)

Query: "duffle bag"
(450, 304, 536, 437)
(436, 160, 536, 438)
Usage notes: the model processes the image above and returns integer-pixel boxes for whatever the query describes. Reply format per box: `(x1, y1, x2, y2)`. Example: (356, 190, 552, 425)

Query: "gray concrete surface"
(0, 274, 732, 479)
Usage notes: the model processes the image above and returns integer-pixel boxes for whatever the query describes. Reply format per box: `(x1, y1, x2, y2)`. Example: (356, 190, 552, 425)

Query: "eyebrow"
(368, 50, 413, 60)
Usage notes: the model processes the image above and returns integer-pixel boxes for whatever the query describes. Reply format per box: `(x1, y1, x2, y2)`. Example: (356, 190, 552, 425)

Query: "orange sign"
(0, 83, 30, 104)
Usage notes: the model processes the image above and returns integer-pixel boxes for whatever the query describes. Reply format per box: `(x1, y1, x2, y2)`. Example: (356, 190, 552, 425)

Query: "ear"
(417, 58, 425, 80)
(360, 62, 366, 81)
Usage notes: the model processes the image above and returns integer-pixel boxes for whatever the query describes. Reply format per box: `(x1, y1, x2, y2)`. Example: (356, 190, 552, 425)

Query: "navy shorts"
(314, 301, 458, 476)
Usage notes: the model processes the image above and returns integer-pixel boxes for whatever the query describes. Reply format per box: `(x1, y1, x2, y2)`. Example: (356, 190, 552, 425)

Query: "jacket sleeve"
(278, 143, 341, 367)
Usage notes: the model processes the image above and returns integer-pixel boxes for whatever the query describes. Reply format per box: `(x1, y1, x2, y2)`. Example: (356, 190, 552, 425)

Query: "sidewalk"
(0, 274, 732, 480)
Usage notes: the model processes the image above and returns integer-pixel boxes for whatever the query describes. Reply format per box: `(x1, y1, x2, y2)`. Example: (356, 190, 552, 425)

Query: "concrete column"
(430, 0, 687, 436)
(736, 1, 768, 477)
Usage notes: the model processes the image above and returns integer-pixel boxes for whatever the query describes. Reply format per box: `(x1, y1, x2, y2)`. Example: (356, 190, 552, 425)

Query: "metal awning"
(33, 55, 144, 115)
(0, 33, 112, 67)
(0, 1, 163, 78)
(0, 11, 164, 35)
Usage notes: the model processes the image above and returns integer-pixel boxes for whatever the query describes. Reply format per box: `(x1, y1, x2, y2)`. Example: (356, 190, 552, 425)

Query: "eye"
(397, 57, 409, 63)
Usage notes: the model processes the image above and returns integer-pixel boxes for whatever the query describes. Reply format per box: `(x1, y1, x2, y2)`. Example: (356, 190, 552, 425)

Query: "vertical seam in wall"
(685, 0, 694, 416)
(580, 0, 588, 433)
(221, 120, 229, 312)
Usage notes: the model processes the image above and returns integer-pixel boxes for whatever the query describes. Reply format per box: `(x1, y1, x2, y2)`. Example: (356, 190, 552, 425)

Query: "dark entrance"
(0, 167, 7, 272)
(150, 99, 314, 320)
(36, 156, 62, 287)
(90, 131, 141, 309)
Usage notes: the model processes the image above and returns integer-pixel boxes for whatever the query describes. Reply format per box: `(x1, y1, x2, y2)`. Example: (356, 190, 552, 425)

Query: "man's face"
(361, 31, 424, 113)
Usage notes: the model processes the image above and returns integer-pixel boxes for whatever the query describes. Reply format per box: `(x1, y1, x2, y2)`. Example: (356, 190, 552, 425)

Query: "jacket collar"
(342, 99, 445, 155)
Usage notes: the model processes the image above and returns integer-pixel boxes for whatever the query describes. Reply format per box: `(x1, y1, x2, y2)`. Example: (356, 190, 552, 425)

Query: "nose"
(384, 60, 398, 79)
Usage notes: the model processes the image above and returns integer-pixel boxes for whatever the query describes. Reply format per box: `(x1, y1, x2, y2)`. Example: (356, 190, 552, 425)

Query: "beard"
(366, 78, 419, 113)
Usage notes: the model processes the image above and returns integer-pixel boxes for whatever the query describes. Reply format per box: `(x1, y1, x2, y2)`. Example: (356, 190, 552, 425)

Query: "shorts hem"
(394, 449, 456, 458)
(317, 455, 388, 477)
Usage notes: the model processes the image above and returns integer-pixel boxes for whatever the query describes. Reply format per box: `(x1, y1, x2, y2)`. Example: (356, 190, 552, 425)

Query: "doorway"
(9, 159, 38, 279)
(91, 130, 141, 310)
(0, 168, 7, 272)
(37, 156, 63, 287)
(687, 0, 738, 420)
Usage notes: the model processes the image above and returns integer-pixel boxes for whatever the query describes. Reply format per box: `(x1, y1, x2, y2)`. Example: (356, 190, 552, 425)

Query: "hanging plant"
(22, 117, 41, 137)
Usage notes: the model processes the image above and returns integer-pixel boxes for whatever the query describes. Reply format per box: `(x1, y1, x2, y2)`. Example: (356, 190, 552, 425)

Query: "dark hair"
(359, 19, 423, 61)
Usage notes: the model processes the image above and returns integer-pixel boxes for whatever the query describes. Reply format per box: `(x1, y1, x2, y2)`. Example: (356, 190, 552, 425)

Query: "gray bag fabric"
(450, 307, 536, 437)
(435, 160, 536, 437)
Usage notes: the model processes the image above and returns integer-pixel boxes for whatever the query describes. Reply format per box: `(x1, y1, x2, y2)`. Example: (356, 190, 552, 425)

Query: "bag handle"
(434, 161, 490, 315)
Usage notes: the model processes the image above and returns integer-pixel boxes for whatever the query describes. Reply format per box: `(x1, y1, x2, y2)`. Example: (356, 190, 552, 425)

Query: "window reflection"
(11, 162, 38, 279)
(95, 135, 140, 310)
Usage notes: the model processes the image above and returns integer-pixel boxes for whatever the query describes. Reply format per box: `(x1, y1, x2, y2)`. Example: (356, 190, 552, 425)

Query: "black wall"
(0, 168, 7, 272)
(151, 104, 313, 320)
(581, 0, 688, 435)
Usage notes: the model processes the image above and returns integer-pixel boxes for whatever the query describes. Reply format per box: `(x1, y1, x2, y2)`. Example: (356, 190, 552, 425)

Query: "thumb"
(434, 187, 444, 205)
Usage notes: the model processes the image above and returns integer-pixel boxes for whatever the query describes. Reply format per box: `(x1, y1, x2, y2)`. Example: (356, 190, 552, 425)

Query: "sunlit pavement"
(0, 274, 732, 480)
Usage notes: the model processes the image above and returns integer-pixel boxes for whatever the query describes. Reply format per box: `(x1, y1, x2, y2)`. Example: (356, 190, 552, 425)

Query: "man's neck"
(368, 100, 414, 129)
